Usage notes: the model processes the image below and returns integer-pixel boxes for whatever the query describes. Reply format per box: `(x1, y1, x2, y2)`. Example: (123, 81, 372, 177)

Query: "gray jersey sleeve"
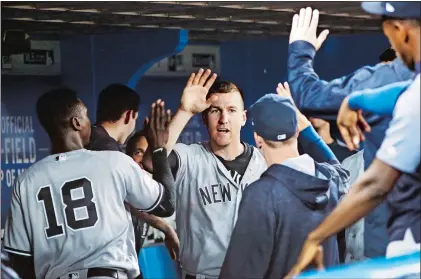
(376, 75, 420, 174)
(172, 143, 197, 182)
(118, 153, 164, 212)
(3, 178, 32, 256)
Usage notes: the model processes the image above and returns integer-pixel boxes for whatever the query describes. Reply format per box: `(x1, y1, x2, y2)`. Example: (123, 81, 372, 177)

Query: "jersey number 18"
(37, 178, 99, 238)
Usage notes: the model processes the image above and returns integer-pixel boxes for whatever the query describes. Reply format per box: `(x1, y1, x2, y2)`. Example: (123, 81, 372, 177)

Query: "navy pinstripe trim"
(141, 183, 163, 212)
(3, 246, 32, 257)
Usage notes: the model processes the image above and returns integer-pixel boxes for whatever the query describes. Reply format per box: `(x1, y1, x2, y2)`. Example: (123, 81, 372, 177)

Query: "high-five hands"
(276, 82, 311, 132)
(180, 69, 218, 114)
(289, 7, 330, 51)
(146, 100, 172, 150)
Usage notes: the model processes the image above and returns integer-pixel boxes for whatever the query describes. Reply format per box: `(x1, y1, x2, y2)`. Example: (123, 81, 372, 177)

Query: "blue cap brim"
(361, 2, 386, 16)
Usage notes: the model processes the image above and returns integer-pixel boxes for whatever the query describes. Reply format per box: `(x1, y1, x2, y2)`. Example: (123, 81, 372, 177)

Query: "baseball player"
(2, 88, 175, 279)
(286, 2, 420, 277)
(143, 70, 267, 278)
(87, 84, 178, 264)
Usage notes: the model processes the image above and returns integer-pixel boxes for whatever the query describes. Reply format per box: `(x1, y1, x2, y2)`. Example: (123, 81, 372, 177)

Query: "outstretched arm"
(287, 8, 412, 120)
(143, 69, 217, 172)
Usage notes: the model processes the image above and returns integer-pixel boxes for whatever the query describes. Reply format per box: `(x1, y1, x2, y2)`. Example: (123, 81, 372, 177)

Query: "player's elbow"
(148, 199, 175, 217)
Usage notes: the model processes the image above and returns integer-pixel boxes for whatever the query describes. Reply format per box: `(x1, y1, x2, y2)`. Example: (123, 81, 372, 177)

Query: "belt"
(88, 268, 127, 278)
(58, 268, 128, 279)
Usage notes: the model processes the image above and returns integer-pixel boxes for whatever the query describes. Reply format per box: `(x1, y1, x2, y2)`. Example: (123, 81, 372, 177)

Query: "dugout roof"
(2, 1, 382, 42)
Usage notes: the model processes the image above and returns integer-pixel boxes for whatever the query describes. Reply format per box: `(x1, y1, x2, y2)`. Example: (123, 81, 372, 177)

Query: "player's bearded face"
(206, 92, 246, 147)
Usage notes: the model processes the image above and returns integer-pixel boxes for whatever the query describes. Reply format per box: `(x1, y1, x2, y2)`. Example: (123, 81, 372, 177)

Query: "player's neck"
(210, 140, 244, 161)
(99, 122, 127, 144)
(264, 148, 299, 168)
(51, 135, 84, 154)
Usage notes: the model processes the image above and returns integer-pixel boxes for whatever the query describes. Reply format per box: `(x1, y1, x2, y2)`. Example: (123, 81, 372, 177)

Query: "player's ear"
(123, 110, 132, 125)
(242, 110, 247, 127)
(253, 132, 262, 149)
(71, 117, 82, 131)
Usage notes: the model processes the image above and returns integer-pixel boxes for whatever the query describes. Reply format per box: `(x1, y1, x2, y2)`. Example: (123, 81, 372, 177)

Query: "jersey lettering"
(199, 183, 236, 206)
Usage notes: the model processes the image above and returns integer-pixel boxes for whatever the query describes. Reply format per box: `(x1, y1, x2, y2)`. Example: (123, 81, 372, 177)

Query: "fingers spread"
(186, 73, 195, 87)
(309, 9, 319, 31)
(166, 109, 172, 126)
(159, 103, 166, 129)
(303, 7, 313, 28)
(199, 69, 212, 86)
(317, 29, 330, 50)
(192, 69, 204, 85)
(204, 73, 218, 90)
(150, 102, 157, 129)
(298, 8, 306, 27)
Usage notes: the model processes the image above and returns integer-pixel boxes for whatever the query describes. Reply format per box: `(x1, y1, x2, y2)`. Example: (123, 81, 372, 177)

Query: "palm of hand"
(181, 85, 210, 114)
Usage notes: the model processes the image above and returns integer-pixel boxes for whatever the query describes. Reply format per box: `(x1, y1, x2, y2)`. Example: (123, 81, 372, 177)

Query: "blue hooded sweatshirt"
(219, 127, 349, 279)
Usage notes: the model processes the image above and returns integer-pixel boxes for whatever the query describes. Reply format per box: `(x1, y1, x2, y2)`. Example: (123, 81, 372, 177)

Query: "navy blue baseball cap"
(248, 94, 298, 142)
(361, 2, 421, 19)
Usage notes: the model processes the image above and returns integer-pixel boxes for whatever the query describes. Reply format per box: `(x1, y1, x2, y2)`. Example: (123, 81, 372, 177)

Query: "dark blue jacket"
(219, 143, 349, 279)
(287, 40, 414, 258)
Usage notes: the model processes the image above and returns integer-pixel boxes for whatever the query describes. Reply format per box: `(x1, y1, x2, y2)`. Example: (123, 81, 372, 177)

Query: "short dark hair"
(36, 88, 83, 136)
(206, 80, 245, 104)
(202, 80, 245, 125)
(96, 84, 140, 124)
(379, 48, 397, 62)
(125, 130, 147, 155)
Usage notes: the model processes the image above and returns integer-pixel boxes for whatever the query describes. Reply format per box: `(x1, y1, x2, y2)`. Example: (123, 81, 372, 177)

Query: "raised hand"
(180, 68, 218, 114)
(276, 82, 295, 104)
(146, 100, 172, 150)
(277, 82, 310, 132)
(289, 7, 330, 51)
(337, 97, 371, 151)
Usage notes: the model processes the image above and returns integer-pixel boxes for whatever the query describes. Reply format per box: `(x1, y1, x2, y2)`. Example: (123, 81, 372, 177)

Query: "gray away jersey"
(3, 149, 164, 279)
(173, 142, 267, 278)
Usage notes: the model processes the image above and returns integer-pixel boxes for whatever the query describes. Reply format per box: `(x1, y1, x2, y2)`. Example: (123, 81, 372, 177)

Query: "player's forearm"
(166, 108, 194, 154)
(348, 80, 411, 116)
(309, 159, 399, 243)
(149, 148, 176, 217)
(136, 212, 172, 234)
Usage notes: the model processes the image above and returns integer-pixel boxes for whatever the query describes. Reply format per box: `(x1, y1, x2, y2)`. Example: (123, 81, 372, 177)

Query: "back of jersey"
(3, 149, 162, 279)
